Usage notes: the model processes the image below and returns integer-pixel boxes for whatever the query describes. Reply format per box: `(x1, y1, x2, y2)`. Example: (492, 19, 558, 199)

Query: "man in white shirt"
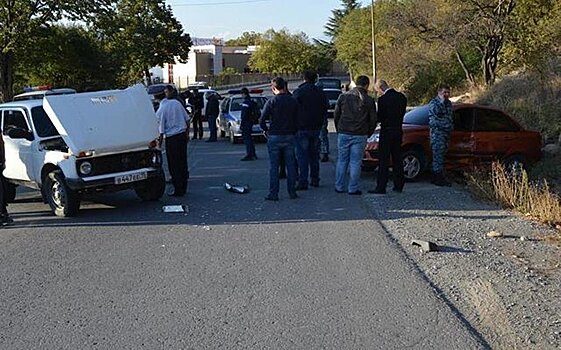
(156, 85, 191, 197)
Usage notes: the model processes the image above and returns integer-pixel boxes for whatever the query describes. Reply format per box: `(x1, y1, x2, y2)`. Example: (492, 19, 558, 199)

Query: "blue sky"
(166, 0, 369, 42)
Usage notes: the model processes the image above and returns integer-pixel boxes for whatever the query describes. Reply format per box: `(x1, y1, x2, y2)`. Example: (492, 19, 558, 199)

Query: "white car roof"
(13, 88, 77, 101)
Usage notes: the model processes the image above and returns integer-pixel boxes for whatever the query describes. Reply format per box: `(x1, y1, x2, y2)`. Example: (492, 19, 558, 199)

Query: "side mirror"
(7, 127, 34, 141)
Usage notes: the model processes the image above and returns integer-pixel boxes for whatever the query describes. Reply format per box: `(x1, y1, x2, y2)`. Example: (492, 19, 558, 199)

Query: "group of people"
(155, 73, 455, 201)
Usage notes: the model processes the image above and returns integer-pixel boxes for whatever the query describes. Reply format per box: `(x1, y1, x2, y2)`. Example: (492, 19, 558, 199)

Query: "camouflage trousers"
(430, 129, 451, 173)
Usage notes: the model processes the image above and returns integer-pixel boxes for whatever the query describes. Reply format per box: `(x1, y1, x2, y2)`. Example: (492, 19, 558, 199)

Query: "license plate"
(114, 172, 147, 185)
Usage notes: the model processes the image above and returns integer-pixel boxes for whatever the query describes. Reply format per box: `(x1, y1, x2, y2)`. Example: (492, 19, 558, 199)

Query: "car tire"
(4, 182, 17, 203)
(217, 119, 226, 138)
(229, 130, 236, 144)
(134, 172, 166, 201)
(401, 149, 425, 181)
(502, 154, 526, 176)
(43, 170, 80, 217)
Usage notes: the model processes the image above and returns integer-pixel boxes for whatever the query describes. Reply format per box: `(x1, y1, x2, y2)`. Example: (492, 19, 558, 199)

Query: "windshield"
(31, 106, 59, 137)
(230, 97, 267, 112)
(147, 84, 166, 95)
(324, 90, 342, 101)
(317, 79, 341, 89)
(403, 105, 430, 125)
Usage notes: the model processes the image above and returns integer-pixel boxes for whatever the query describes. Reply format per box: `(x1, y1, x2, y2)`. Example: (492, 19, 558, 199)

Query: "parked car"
(217, 89, 268, 144)
(13, 86, 77, 101)
(0, 85, 165, 217)
(322, 88, 342, 118)
(364, 103, 542, 180)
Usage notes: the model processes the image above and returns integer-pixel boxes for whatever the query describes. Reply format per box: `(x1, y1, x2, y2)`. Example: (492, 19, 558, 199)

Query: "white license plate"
(114, 172, 147, 185)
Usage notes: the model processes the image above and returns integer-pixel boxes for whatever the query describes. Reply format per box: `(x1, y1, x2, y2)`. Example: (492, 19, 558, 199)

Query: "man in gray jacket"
(334, 76, 377, 195)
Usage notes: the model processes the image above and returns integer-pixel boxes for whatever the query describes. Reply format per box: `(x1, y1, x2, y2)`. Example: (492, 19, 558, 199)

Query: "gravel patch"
(362, 180, 561, 349)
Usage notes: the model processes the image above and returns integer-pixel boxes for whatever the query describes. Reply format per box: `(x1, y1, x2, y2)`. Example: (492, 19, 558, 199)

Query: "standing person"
(429, 84, 453, 187)
(368, 79, 407, 194)
(334, 75, 377, 195)
(259, 77, 299, 201)
(292, 70, 328, 190)
(190, 89, 204, 140)
(240, 88, 258, 161)
(205, 92, 219, 142)
(319, 115, 330, 162)
(0, 134, 13, 226)
(157, 85, 191, 197)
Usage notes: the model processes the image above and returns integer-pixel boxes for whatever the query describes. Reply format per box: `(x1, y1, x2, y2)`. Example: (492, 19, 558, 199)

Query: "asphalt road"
(0, 131, 485, 349)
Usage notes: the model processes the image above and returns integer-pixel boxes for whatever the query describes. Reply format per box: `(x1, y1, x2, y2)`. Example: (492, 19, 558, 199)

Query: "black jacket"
(334, 87, 377, 136)
(377, 88, 407, 133)
(205, 94, 219, 116)
(259, 93, 298, 135)
(292, 82, 328, 131)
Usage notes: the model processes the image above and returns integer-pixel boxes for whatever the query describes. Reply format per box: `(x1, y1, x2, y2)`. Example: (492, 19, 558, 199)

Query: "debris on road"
(162, 205, 188, 213)
(224, 182, 250, 194)
(487, 230, 503, 238)
(411, 239, 438, 252)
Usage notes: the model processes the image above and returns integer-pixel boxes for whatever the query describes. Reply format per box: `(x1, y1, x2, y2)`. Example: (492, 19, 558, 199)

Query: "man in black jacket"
(368, 79, 407, 194)
(292, 70, 328, 190)
(334, 76, 377, 195)
(260, 77, 299, 201)
(205, 92, 219, 142)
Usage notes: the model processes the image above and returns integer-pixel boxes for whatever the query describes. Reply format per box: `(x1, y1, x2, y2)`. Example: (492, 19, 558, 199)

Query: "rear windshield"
(147, 85, 166, 95)
(317, 79, 341, 89)
(324, 90, 342, 101)
(230, 97, 267, 111)
(31, 106, 59, 137)
(403, 105, 430, 125)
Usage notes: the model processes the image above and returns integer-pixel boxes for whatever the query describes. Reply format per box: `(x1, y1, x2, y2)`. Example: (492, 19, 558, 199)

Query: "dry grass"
(467, 163, 561, 230)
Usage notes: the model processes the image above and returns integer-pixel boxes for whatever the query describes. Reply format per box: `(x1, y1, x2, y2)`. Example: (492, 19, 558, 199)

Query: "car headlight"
(79, 161, 92, 175)
(151, 152, 161, 166)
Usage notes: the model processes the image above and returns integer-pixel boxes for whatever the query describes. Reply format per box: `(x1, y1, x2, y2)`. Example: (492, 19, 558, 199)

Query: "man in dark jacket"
(292, 70, 328, 190)
(369, 79, 407, 194)
(205, 92, 219, 142)
(189, 89, 204, 140)
(240, 88, 257, 160)
(259, 77, 299, 201)
(334, 76, 377, 195)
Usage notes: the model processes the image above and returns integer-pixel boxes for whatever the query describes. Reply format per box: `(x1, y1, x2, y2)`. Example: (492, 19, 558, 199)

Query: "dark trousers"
(166, 132, 188, 195)
(207, 114, 218, 141)
(296, 130, 320, 186)
(376, 130, 404, 191)
(268, 135, 297, 198)
(241, 123, 256, 157)
(0, 173, 8, 214)
(192, 111, 203, 139)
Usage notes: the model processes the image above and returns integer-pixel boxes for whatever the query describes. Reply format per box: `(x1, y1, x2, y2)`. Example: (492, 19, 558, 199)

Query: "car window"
(2, 109, 29, 135)
(474, 108, 520, 132)
(230, 97, 266, 112)
(31, 106, 59, 137)
(403, 105, 430, 125)
(317, 79, 341, 89)
(453, 108, 474, 132)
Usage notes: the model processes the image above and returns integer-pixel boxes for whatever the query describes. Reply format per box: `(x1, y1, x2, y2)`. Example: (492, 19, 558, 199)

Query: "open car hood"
(43, 85, 158, 155)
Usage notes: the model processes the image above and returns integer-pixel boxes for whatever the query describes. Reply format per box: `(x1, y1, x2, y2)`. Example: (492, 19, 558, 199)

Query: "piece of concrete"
(411, 239, 438, 252)
(487, 230, 503, 238)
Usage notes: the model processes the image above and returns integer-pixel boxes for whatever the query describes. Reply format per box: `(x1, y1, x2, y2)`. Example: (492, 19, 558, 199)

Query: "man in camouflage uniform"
(428, 84, 453, 187)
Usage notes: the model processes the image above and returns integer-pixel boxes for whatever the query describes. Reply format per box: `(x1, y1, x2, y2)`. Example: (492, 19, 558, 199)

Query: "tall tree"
(0, 0, 110, 101)
(249, 29, 322, 74)
(95, 0, 192, 85)
(225, 31, 262, 46)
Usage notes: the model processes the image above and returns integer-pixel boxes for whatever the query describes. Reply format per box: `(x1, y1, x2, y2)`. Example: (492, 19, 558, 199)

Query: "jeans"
(319, 118, 329, 155)
(267, 135, 297, 198)
(335, 133, 367, 193)
(241, 123, 256, 157)
(207, 114, 218, 141)
(296, 130, 320, 186)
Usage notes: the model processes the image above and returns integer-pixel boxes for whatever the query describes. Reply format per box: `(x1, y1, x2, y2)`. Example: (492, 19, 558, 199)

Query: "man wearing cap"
(157, 85, 191, 197)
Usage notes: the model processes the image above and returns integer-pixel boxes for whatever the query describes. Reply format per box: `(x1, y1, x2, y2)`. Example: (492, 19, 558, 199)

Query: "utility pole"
(371, 0, 377, 84)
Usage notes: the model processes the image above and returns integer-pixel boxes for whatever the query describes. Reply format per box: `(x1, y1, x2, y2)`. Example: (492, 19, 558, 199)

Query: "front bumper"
(66, 167, 163, 190)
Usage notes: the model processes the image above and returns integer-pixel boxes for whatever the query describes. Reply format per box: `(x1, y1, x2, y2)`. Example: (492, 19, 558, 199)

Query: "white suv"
(0, 85, 165, 217)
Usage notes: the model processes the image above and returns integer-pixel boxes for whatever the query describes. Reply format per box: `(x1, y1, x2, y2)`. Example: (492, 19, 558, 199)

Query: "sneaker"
(335, 188, 345, 193)
(1, 214, 13, 226)
(348, 190, 362, 195)
(240, 156, 254, 161)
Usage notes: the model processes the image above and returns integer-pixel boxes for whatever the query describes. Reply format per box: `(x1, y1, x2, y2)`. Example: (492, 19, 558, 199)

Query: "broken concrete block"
(411, 239, 438, 252)
(487, 230, 503, 238)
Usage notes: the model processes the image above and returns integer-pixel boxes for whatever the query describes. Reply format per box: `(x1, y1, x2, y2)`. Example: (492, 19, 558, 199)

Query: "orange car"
(364, 103, 542, 180)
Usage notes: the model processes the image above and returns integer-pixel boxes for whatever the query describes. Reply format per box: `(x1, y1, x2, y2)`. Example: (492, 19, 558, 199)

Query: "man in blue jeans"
(259, 77, 299, 201)
(334, 76, 377, 195)
(292, 70, 328, 190)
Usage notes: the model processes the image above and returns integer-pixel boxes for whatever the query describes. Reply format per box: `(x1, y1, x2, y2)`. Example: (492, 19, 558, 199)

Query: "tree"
(225, 31, 262, 46)
(249, 29, 322, 74)
(0, 0, 110, 101)
(95, 0, 192, 85)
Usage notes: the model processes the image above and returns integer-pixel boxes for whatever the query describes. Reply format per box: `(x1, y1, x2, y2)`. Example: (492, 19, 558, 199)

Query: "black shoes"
(1, 214, 13, 227)
(335, 188, 345, 193)
(431, 173, 452, 187)
(240, 156, 256, 161)
(367, 188, 386, 194)
(295, 184, 308, 191)
(310, 180, 319, 187)
(392, 187, 403, 193)
(348, 190, 362, 195)
(289, 193, 299, 199)
(320, 154, 329, 162)
(278, 172, 287, 179)
(167, 190, 185, 197)
(265, 195, 279, 201)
